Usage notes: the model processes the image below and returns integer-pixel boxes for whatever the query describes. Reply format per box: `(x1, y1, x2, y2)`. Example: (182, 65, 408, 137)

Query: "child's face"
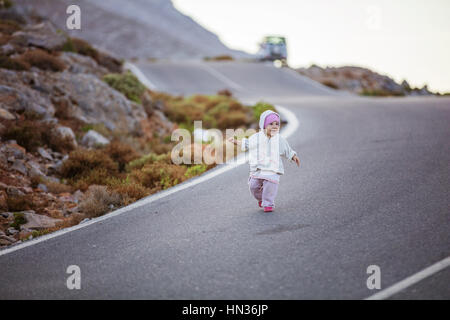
(265, 121, 280, 137)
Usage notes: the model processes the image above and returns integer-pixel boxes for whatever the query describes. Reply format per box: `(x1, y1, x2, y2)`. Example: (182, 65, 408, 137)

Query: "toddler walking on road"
(228, 110, 300, 212)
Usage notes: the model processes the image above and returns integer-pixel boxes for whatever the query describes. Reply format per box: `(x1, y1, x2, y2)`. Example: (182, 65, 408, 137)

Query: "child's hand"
(292, 155, 300, 167)
(227, 137, 241, 145)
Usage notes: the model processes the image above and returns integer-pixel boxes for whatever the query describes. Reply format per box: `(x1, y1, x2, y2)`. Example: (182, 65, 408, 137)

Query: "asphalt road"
(0, 61, 449, 299)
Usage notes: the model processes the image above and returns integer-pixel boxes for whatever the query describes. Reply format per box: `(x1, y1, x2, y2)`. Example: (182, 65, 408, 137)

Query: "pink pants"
(248, 176, 279, 208)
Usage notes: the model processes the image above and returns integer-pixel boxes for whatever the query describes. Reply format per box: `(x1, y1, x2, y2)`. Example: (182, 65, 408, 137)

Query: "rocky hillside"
(13, 0, 252, 60)
(0, 2, 275, 248)
(0, 5, 177, 247)
(295, 64, 444, 97)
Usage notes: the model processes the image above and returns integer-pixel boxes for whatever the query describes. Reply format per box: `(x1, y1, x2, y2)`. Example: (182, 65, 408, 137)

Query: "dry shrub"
(204, 55, 234, 61)
(0, 53, 30, 71)
(217, 111, 249, 129)
(78, 185, 121, 218)
(71, 168, 118, 192)
(0, 34, 11, 45)
(60, 149, 118, 183)
(190, 94, 210, 104)
(109, 182, 148, 206)
(217, 89, 232, 97)
(44, 179, 73, 194)
(2, 120, 52, 152)
(321, 80, 339, 89)
(130, 162, 187, 192)
(16, 49, 66, 72)
(103, 139, 140, 172)
(127, 152, 171, 171)
(6, 194, 33, 211)
(1, 119, 74, 153)
(0, 19, 21, 34)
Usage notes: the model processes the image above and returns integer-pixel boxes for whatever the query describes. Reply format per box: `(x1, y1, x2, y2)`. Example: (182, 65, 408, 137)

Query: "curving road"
(0, 61, 449, 299)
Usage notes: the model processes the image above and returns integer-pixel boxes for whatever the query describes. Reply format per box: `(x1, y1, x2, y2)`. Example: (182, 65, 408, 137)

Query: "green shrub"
(103, 72, 146, 103)
(126, 152, 170, 171)
(103, 72, 143, 101)
(252, 102, 277, 122)
(184, 164, 207, 178)
(10, 212, 27, 230)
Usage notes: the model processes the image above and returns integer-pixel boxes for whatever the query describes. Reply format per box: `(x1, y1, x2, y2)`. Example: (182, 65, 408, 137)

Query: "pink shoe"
(264, 206, 273, 212)
(258, 201, 262, 208)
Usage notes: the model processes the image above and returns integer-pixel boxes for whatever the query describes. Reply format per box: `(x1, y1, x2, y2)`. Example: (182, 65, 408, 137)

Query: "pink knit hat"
(264, 113, 280, 128)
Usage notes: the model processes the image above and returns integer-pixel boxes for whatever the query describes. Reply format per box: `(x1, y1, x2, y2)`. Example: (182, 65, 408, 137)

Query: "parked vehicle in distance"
(257, 36, 288, 65)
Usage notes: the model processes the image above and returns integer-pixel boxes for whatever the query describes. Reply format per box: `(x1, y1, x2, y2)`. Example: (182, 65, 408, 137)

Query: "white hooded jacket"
(241, 110, 297, 176)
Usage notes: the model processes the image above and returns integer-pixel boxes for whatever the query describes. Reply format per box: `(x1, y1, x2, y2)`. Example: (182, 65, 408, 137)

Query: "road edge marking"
(365, 256, 450, 300)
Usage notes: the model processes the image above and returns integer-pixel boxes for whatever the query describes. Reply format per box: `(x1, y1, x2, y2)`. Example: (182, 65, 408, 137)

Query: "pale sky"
(173, 0, 450, 93)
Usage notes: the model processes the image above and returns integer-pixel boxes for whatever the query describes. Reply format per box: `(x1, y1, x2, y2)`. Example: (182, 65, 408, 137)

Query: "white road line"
(0, 65, 298, 257)
(200, 63, 244, 91)
(365, 256, 450, 300)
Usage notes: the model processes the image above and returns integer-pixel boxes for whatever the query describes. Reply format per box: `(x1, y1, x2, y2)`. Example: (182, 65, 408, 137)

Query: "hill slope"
(14, 0, 252, 60)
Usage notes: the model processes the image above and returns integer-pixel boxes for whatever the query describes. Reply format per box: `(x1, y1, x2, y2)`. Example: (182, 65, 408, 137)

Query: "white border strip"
(124, 61, 157, 90)
(0, 64, 298, 256)
(365, 256, 450, 300)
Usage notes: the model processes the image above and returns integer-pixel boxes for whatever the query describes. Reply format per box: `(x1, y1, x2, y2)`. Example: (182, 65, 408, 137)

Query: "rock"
(0, 212, 13, 219)
(21, 211, 62, 230)
(20, 186, 33, 194)
(10, 21, 66, 51)
(52, 151, 62, 159)
(1, 43, 15, 55)
(37, 147, 53, 161)
(0, 230, 5, 236)
(43, 72, 145, 133)
(11, 159, 28, 175)
(7, 227, 19, 236)
(81, 130, 110, 148)
(0, 83, 53, 117)
(73, 190, 84, 204)
(1, 143, 26, 159)
(0, 239, 13, 246)
(37, 183, 48, 192)
(59, 52, 109, 78)
(6, 186, 25, 197)
(58, 193, 74, 202)
(27, 160, 46, 178)
(0, 107, 15, 120)
(0, 234, 17, 244)
(28, 165, 45, 179)
(52, 125, 77, 149)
